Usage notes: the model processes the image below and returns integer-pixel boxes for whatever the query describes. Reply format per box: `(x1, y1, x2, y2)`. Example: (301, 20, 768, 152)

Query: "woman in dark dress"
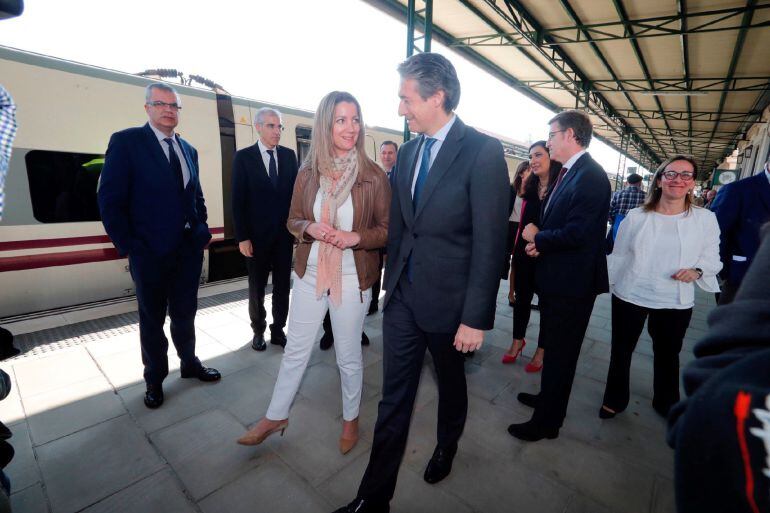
(502, 141, 560, 372)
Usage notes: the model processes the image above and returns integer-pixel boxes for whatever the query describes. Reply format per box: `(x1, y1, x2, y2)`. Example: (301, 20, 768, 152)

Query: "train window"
(295, 126, 312, 165)
(25, 150, 104, 223)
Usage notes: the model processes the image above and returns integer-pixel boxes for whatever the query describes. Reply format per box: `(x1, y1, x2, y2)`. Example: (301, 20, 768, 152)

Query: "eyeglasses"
(147, 101, 181, 111)
(661, 170, 695, 181)
(262, 123, 285, 132)
(547, 130, 565, 140)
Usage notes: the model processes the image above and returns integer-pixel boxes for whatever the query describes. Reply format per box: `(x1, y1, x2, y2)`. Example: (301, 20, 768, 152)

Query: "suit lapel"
(143, 123, 172, 173)
(250, 143, 271, 186)
(414, 118, 465, 221)
(543, 153, 588, 223)
(399, 139, 421, 228)
(176, 135, 196, 192)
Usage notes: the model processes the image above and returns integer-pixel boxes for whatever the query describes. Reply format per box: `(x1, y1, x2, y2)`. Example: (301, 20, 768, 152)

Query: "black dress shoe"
(144, 384, 164, 409)
(320, 332, 333, 350)
(180, 366, 221, 382)
(270, 330, 287, 348)
(251, 333, 267, 351)
(517, 392, 540, 408)
(332, 497, 389, 513)
(361, 332, 370, 346)
(507, 420, 558, 442)
(423, 444, 457, 484)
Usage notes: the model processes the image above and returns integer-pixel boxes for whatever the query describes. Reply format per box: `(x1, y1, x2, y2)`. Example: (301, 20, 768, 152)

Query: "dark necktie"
(267, 149, 279, 188)
(164, 137, 185, 191)
(412, 137, 436, 209)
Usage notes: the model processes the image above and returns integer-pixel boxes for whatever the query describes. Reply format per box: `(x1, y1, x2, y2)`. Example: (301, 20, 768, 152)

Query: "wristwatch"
(694, 268, 703, 278)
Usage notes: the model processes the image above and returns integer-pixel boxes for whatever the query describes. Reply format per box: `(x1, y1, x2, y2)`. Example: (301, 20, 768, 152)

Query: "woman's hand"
(326, 230, 361, 249)
(306, 222, 335, 242)
(671, 268, 700, 283)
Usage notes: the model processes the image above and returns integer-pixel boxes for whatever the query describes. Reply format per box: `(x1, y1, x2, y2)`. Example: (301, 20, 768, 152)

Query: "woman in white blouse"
(600, 155, 721, 419)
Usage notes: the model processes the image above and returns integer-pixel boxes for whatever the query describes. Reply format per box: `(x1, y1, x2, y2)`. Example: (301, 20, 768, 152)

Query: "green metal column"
(403, 0, 433, 142)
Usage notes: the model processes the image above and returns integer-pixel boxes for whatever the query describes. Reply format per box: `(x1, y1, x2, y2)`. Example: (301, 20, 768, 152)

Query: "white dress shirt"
(258, 139, 279, 177)
(510, 195, 524, 222)
(149, 123, 190, 187)
(411, 114, 457, 196)
(608, 206, 722, 309)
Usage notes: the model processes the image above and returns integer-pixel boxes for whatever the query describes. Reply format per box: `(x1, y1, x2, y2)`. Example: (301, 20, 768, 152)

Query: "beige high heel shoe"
(339, 417, 359, 455)
(237, 418, 288, 446)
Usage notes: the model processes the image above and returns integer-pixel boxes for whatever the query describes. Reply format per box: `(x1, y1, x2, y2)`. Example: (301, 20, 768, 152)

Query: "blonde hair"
(305, 91, 371, 175)
(643, 154, 699, 214)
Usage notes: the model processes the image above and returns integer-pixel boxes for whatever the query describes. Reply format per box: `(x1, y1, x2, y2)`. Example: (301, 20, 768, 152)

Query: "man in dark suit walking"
(710, 154, 770, 304)
(334, 53, 510, 513)
(510, 109, 611, 441)
(98, 83, 221, 409)
(232, 108, 298, 350)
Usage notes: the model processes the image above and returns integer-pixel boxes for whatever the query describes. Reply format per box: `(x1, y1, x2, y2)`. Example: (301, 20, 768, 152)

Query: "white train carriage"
(0, 45, 526, 320)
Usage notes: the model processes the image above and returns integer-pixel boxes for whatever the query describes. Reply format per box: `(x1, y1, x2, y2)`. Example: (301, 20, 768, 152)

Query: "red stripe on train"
(0, 227, 225, 251)
(0, 248, 123, 272)
(0, 232, 228, 272)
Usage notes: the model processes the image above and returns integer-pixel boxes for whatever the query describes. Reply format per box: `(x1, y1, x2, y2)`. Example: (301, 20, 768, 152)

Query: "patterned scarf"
(316, 149, 359, 306)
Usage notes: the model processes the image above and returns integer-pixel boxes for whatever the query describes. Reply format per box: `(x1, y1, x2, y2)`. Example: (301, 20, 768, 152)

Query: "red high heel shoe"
(501, 340, 526, 364)
(524, 359, 543, 373)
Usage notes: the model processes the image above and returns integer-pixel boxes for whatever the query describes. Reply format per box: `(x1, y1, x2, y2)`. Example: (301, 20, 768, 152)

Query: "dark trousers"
(602, 295, 692, 415)
(717, 279, 740, 306)
(531, 294, 595, 431)
(512, 252, 536, 340)
(370, 250, 384, 310)
(358, 274, 467, 503)
(129, 238, 203, 386)
(246, 238, 293, 335)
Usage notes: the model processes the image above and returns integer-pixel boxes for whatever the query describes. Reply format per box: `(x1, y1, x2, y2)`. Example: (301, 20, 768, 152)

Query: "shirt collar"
(562, 149, 587, 171)
(148, 123, 176, 144)
(425, 114, 456, 143)
(258, 139, 277, 155)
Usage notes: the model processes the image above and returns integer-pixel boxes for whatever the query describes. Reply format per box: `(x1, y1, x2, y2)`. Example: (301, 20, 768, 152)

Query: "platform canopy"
(366, 0, 770, 176)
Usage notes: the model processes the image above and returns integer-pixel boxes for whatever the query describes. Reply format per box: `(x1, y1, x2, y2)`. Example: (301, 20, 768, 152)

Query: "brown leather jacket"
(287, 159, 391, 292)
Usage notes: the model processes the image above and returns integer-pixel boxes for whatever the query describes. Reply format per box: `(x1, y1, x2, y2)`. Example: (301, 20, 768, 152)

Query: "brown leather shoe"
(237, 418, 288, 446)
(339, 417, 359, 454)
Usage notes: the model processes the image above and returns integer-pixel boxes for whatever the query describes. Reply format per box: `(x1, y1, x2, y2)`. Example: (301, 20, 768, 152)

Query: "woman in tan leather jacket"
(237, 91, 391, 454)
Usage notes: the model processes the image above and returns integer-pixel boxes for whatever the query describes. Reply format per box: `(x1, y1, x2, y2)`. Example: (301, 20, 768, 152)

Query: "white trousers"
(266, 269, 370, 421)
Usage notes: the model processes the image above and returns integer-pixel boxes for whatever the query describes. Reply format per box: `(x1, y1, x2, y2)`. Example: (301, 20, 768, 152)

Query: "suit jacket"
(711, 171, 770, 285)
(98, 123, 211, 257)
(383, 117, 510, 333)
(231, 143, 298, 251)
(533, 152, 611, 298)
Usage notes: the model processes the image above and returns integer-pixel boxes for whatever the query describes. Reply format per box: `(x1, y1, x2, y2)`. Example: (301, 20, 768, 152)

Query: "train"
(0, 45, 528, 320)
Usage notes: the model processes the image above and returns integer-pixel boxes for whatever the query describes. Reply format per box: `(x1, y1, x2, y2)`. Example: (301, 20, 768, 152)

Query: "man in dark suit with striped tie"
(334, 53, 510, 513)
(98, 83, 221, 410)
(511, 109, 611, 441)
(231, 108, 298, 351)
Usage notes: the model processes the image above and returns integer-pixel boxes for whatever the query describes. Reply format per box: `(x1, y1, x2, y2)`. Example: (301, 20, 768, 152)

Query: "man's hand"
(522, 223, 539, 243)
(525, 242, 540, 258)
(454, 324, 484, 353)
(306, 222, 335, 242)
(326, 230, 361, 249)
(238, 240, 253, 258)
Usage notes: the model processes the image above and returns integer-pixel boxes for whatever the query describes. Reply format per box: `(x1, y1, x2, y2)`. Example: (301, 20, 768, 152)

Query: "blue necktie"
(164, 137, 185, 191)
(412, 137, 436, 208)
(407, 137, 436, 282)
(267, 149, 279, 188)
